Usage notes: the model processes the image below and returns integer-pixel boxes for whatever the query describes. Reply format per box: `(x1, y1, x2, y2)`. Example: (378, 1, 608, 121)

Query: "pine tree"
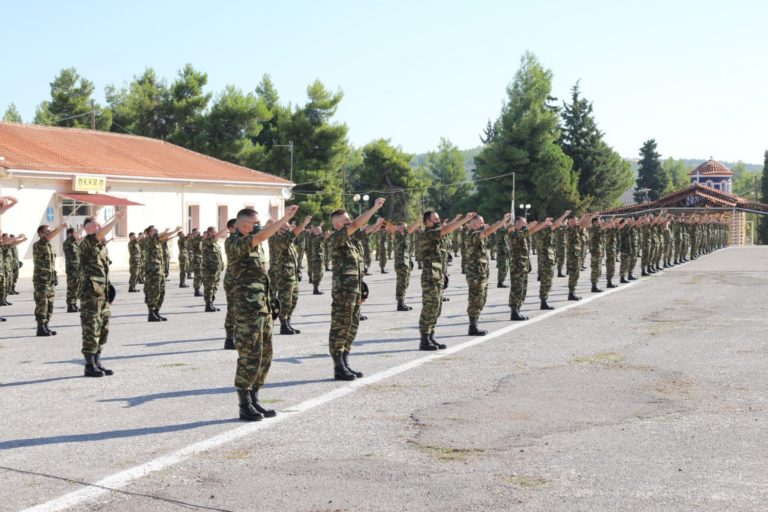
(634, 139, 669, 202)
(758, 150, 768, 244)
(34, 68, 111, 130)
(424, 137, 473, 218)
(2, 103, 22, 123)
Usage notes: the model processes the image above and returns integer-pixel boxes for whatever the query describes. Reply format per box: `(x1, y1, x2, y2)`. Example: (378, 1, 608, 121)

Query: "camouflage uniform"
(465, 228, 489, 317)
(628, 224, 640, 276)
(201, 236, 223, 303)
(223, 232, 238, 337)
(79, 234, 111, 355)
(33, 237, 57, 326)
(394, 230, 413, 304)
(137, 236, 147, 283)
(496, 230, 510, 286)
(604, 226, 617, 285)
(143, 235, 166, 310)
(589, 225, 604, 286)
(536, 227, 555, 301)
(361, 230, 372, 272)
(190, 235, 203, 291)
(507, 228, 530, 310)
(231, 232, 274, 390)
(414, 228, 423, 269)
(11, 245, 21, 293)
(271, 230, 299, 322)
(295, 231, 307, 270)
(565, 225, 582, 294)
(161, 239, 170, 278)
(177, 233, 190, 286)
(63, 235, 81, 308)
(419, 227, 444, 335)
(554, 225, 566, 277)
(0, 245, 7, 303)
(323, 233, 332, 271)
(128, 237, 141, 290)
(640, 224, 651, 273)
(328, 227, 363, 355)
(618, 226, 633, 280)
(308, 231, 325, 288)
(377, 229, 389, 272)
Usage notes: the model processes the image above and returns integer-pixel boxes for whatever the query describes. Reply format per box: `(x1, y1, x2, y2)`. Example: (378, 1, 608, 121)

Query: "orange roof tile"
(689, 159, 733, 176)
(0, 122, 292, 186)
(599, 184, 768, 215)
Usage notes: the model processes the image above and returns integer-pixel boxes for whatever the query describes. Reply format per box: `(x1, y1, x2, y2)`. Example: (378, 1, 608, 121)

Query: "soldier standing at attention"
(231, 205, 298, 421)
(223, 218, 238, 350)
(63, 227, 82, 313)
(496, 227, 510, 288)
(10, 235, 24, 296)
(419, 211, 475, 351)
(377, 227, 389, 273)
(565, 213, 595, 301)
(79, 212, 124, 377)
(272, 216, 313, 334)
(394, 220, 420, 311)
(1, 233, 27, 307)
(618, 218, 634, 284)
(202, 225, 227, 312)
(589, 217, 606, 293)
(328, 198, 385, 381)
(603, 218, 620, 288)
(465, 213, 510, 336)
(190, 228, 203, 296)
(33, 222, 67, 336)
(308, 225, 325, 295)
(144, 225, 182, 321)
(177, 231, 190, 288)
(507, 217, 549, 320)
(128, 232, 141, 292)
(554, 224, 566, 278)
(536, 210, 570, 310)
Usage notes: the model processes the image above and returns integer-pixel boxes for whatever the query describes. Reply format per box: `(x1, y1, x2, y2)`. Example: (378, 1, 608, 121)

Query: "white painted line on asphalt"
(24, 257, 692, 512)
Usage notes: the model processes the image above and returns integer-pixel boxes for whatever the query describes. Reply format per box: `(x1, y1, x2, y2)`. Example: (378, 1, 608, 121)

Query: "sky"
(1, 0, 767, 163)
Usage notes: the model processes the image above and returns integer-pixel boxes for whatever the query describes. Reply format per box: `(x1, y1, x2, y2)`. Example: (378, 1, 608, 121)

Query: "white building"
(0, 122, 293, 276)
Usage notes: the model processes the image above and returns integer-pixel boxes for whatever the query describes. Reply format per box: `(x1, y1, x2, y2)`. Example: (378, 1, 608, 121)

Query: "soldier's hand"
(285, 205, 300, 219)
(302, 215, 313, 226)
(374, 198, 386, 209)
(564, 209, 572, 215)
(466, 212, 477, 220)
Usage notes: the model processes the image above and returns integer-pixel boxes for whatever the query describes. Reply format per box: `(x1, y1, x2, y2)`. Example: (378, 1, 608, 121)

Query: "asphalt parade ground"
(1, 246, 767, 511)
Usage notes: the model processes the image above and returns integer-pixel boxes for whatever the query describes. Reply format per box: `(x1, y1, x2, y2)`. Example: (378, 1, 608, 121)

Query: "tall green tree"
(663, 158, 692, 191)
(3, 103, 22, 123)
(105, 68, 170, 138)
(34, 68, 111, 129)
(166, 64, 211, 150)
(759, 151, 768, 244)
(423, 137, 473, 218)
(560, 82, 633, 210)
(634, 139, 668, 201)
(474, 52, 579, 219)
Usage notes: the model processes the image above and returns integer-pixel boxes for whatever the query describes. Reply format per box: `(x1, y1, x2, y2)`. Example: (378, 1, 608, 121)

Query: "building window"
(706, 180, 714, 188)
(187, 205, 200, 233)
(270, 205, 279, 222)
(217, 205, 228, 232)
(114, 205, 128, 238)
(61, 198, 91, 217)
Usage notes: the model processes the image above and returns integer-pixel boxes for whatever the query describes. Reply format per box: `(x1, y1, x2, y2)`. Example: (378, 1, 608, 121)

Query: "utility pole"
(91, 100, 96, 130)
(510, 172, 516, 216)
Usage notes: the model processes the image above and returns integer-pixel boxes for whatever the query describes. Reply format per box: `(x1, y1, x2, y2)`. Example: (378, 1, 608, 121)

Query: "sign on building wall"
(73, 175, 107, 193)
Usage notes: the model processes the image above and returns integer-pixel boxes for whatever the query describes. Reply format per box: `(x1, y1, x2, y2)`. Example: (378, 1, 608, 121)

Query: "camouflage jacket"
(508, 228, 531, 272)
(536, 228, 555, 263)
(202, 237, 223, 272)
(33, 238, 56, 286)
(566, 226, 583, 259)
(128, 239, 142, 264)
(330, 228, 362, 294)
(394, 231, 412, 266)
(271, 230, 298, 276)
(308, 232, 325, 262)
(63, 235, 80, 275)
(177, 234, 189, 262)
(231, 233, 271, 315)
(465, 229, 489, 278)
(78, 234, 110, 300)
(143, 235, 164, 275)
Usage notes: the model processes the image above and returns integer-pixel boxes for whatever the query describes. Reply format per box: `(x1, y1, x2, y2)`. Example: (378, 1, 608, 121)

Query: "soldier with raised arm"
(33, 221, 67, 336)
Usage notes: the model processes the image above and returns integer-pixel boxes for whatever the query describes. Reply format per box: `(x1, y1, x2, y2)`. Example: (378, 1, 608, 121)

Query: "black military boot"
(279, 318, 294, 335)
(205, 302, 220, 312)
(94, 353, 113, 376)
(641, 269, 648, 276)
(442, 296, 450, 302)
(591, 284, 603, 293)
(419, 333, 438, 351)
(606, 279, 617, 288)
(194, 288, 203, 297)
(67, 303, 79, 313)
(540, 300, 554, 310)
(0, 316, 6, 322)
(620, 276, 628, 284)
(313, 284, 324, 295)
(557, 270, 565, 278)
(397, 301, 412, 311)
(468, 317, 487, 336)
(187, 272, 193, 280)
(44, 323, 57, 336)
(237, 389, 264, 421)
(568, 291, 582, 301)
(179, 276, 189, 288)
(156, 309, 168, 321)
(250, 388, 277, 418)
(128, 285, 137, 292)
(429, 333, 447, 349)
(224, 330, 236, 350)
(1, 298, 11, 306)
(497, 282, 509, 288)
(510, 306, 528, 321)
(333, 353, 356, 380)
(380, 268, 388, 274)
(148, 307, 162, 322)
(286, 318, 301, 334)
(84, 354, 105, 377)
(342, 352, 363, 378)
(628, 273, 637, 281)
(359, 313, 368, 321)
(36, 322, 52, 336)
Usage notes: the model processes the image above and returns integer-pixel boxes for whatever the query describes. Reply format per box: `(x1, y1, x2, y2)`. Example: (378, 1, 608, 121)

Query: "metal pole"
(511, 172, 515, 215)
(289, 140, 294, 183)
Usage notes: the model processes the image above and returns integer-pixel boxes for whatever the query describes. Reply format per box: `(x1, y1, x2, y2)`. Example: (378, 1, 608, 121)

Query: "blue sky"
(2, 0, 766, 163)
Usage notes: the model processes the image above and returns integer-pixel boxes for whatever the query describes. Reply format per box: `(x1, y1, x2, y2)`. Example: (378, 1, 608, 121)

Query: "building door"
(187, 205, 200, 233)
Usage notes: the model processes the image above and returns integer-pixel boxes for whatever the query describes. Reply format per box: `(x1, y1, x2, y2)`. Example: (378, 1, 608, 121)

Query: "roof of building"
(689, 159, 733, 177)
(0, 122, 292, 186)
(599, 183, 768, 215)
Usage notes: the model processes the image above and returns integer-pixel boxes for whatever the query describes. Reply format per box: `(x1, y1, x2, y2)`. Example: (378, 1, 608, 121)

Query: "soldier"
(128, 232, 142, 292)
(328, 198, 385, 380)
(161, 236, 170, 278)
(414, 225, 424, 270)
(603, 218, 620, 288)
(63, 227, 82, 312)
(323, 227, 332, 271)
(295, 229, 307, 275)
(10, 234, 25, 296)
(589, 217, 605, 293)
(618, 218, 634, 284)
(79, 212, 123, 377)
(465, 213, 510, 335)
(33, 222, 67, 336)
(554, 224, 566, 278)
(536, 210, 570, 309)
(565, 213, 595, 301)
(137, 231, 147, 284)
(377, 227, 389, 273)
(307, 225, 325, 295)
(144, 225, 182, 321)
(189, 228, 203, 296)
(202, 225, 227, 312)
(177, 231, 190, 288)
(507, 217, 549, 320)
(223, 218, 238, 350)
(496, 227, 510, 288)
(272, 216, 313, 334)
(393, 220, 420, 311)
(419, 211, 475, 351)
(231, 205, 299, 421)
(361, 227, 372, 275)
(1, 233, 26, 307)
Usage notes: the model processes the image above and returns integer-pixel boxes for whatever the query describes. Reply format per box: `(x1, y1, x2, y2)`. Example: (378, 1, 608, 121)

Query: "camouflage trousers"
(164, 257, 170, 278)
(555, 247, 565, 275)
(179, 257, 189, 283)
(619, 253, 630, 279)
(144, 271, 166, 309)
(605, 251, 616, 281)
(590, 251, 603, 284)
(223, 273, 235, 332)
(508, 264, 528, 309)
(538, 259, 554, 300)
(329, 290, 361, 355)
(297, 248, 305, 269)
(419, 271, 444, 335)
(66, 271, 81, 306)
(378, 253, 388, 271)
(129, 260, 140, 288)
(567, 257, 580, 292)
(629, 252, 639, 275)
(202, 268, 221, 303)
(80, 294, 110, 355)
(0, 274, 4, 304)
(192, 257, 202, 290)
(34, 284, 55, 324)
(466, 274, 488, 317)
(275, 273, 299, 321)
(308, 259, 324, 286)
(497, 255, 509, 285)
(234, 312, 273, 390)
(395, 263, 410, 302)
(324, 249, 331, 270)
(640, 243, 650, 270)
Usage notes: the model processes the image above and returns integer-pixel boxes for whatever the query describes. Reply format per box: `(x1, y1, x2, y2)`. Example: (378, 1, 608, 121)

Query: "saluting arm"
(348, 198, 386, 236)
(292, 216, 313, 236)
(252, 205, 300, 246)
(45, 222, 68, 241)
(96, 210, 125, 241)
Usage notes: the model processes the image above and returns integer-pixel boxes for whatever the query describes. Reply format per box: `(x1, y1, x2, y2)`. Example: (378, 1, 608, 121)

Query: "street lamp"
(274, 140, 294, 183)
(352, 193, 369, 216)
(519, 203, 531, 221)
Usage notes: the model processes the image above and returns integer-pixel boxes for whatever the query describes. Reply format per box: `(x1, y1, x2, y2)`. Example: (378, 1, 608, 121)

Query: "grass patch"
(158, 362, 190, 368)
(503, 474, 549, 489)
(569, 352, 625, 365)
(409, 441, 485, 461)
(222, 449, 250, 460)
